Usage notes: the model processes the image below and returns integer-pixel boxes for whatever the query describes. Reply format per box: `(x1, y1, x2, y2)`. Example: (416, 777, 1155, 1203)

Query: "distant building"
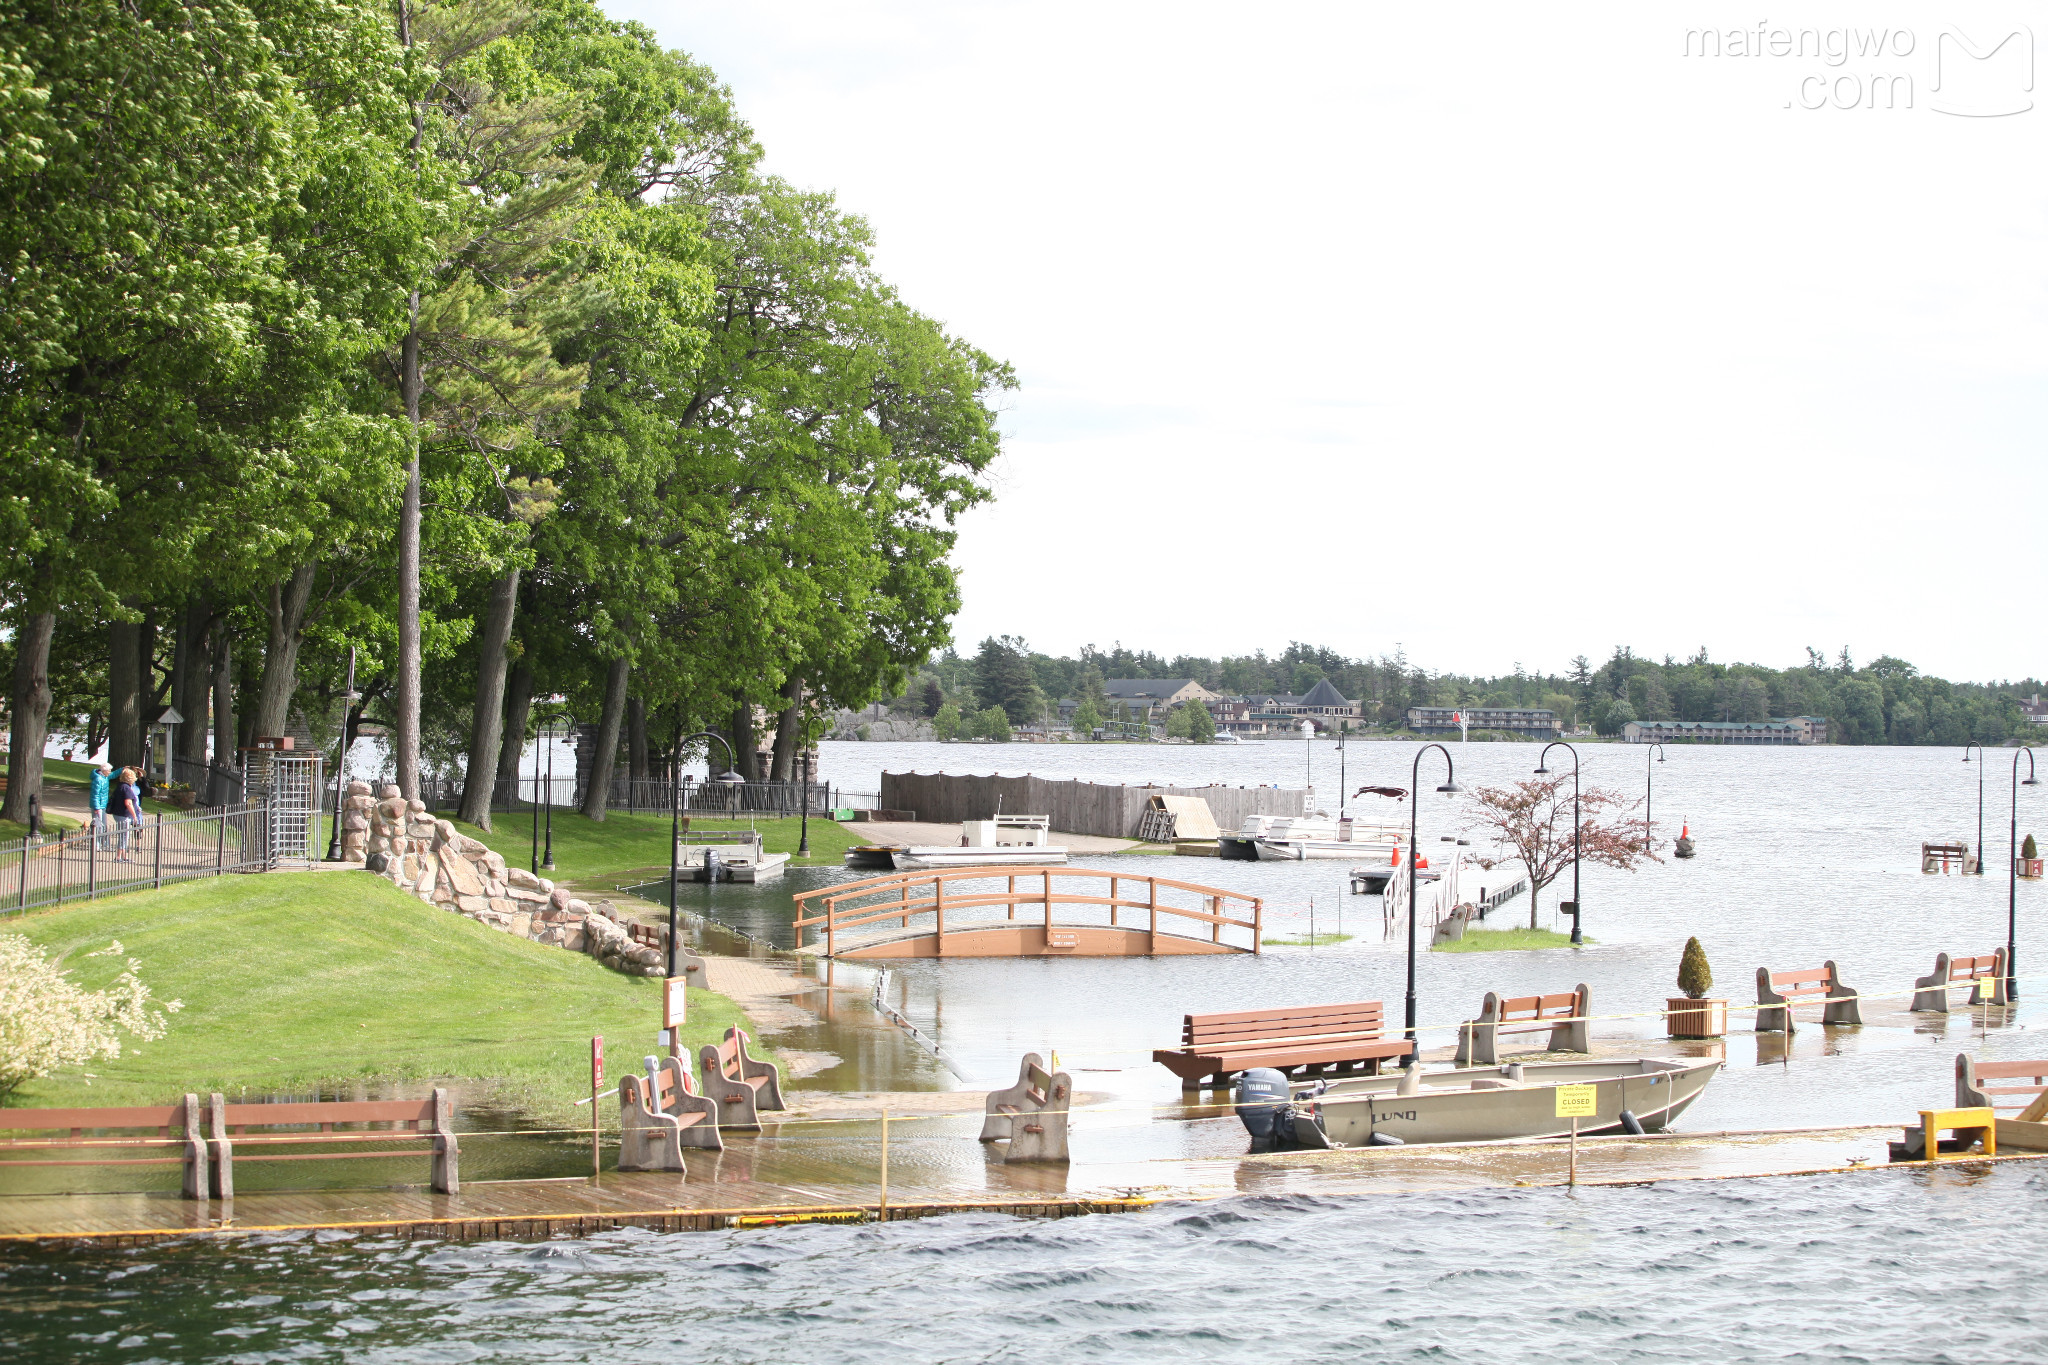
(1622, 716, 1827, 745)
(1408, 706, 1559, 738)
(1292, 679, 1360, 720)
(2022, 695, 2048, 726)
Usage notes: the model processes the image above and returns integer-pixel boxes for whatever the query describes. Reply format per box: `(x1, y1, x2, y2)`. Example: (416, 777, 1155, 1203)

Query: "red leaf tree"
(1465, 775, 1660, 930)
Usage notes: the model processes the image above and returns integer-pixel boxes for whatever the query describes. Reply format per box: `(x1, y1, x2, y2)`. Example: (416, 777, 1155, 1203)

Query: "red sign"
(591, 1035, 604, 1089)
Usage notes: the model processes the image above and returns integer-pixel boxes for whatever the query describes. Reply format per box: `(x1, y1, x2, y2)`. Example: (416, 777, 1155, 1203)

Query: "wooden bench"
(978, 1052, 1072, 1162)
(1921, 841, 1973, 874)
(1956, 1053, 2048, 1151)
(618, 1056, 722, 1170)
(0, 1096, 207, 1199)
(1754, 961, 1860, 1033)
(1454, 985, 1592, 1066)
(698, 1027, 786, 1128)
(208, 1091, 458, 1199)
(1151, 1001, 1411, 1090)
(1910, 950, 2008, 1012)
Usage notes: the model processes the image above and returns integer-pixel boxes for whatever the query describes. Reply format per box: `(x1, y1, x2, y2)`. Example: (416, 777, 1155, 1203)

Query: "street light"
(1536, 741, 1584, 944)
(1963, 741, 1987, 875)
(542, 715, 560, 872)
(2007, 746, 2037, 1003)
(798, 750, 812, 857)
(1642, 742, 1666, 854)
(325, 646, 358, 862)
(1404, 743, 1463, 1059)
(667, 731, 737, 978)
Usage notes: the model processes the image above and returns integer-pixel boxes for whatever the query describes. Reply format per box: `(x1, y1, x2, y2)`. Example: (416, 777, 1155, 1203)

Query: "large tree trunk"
(395, 299, 422, 801)
(251, 564, 316, 739)
(731, 703, 761, 781)
(458, 568, 519, 830)
(172, 599, 212, 772)
(210, 626, 238, 805)
(108, 616, 145, 769)
(579, 657, 631, 820)
(769, 676, 804, 781)
(3, 610, 55, 825)
(495, 658, 533, 803)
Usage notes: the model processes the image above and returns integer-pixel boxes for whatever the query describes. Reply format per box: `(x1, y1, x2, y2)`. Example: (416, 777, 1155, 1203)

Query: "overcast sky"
(609, 1, 2047, 682)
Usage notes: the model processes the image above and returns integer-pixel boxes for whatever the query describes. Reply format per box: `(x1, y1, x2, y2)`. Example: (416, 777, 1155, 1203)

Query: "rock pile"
(337, 780, 667, 976)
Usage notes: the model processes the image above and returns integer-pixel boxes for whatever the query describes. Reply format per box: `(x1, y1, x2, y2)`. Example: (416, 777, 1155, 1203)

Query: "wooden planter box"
(1667, 997, 1727, 1038)
(169, 790, 198, 809)
(2018, 858, 2043, 880)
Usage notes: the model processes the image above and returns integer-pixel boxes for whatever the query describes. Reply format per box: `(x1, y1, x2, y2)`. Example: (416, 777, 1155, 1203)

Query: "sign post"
(663, 976, 688, 1057)
(1555, 1084, 1597, 1185)
(590, 1036, 604, 1179)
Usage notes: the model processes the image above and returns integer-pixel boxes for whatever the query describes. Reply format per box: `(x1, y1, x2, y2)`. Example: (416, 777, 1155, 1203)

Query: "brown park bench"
(1957, 1053, 2048, 1151)
(618, 1056, 722, 1170)
(1454, 985, 1592, 1066)
(978, 1052, 1073, 1163)
(1152, 1001, 1412, 1090)
(699, 1027, 786, 1128)
(1754, 961, 1860, 1033)
(1910, 950, 2008, 1012)
(0, 1096, 207, 1199)
(208, 1091, 459, 1199)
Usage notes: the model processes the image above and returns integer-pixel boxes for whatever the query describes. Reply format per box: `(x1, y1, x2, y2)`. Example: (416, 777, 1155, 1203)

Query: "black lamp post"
(1536, 741, 1584, 944)
(1963, 741, 1986, 875)
(798, 750, 811, 857)
(325, 645, 358, 862)
(667, 731, 737, 977)
(2007, 746, 2037, 1002)
(1404, 742, 1463, 1059)
(1642, 742, 1666, 854)
(541, 717, 558, 872)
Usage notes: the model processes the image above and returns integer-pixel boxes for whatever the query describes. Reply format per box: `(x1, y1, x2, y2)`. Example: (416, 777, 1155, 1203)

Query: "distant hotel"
(1406, 706, 1559, 738)
(1622, 716, 1828, 745)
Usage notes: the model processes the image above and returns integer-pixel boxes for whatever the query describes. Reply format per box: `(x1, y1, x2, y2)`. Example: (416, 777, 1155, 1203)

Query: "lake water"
(5, 1166, 2045, 1362)
(7, 737, 2048, 1360)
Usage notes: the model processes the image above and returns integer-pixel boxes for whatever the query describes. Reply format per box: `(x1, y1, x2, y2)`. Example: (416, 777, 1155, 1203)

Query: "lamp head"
(1533, 765, 1552, 775)
(2026, 776, 2041, 787)
(1437, 779, 1463, 794)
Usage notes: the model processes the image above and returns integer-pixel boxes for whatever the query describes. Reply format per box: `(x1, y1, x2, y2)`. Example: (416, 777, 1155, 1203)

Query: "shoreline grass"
(1433, 925, 1591, 952)
(1261, 932, 1354, 947)
(2, 870, 757, 1121)
(440, 809, 860, 886)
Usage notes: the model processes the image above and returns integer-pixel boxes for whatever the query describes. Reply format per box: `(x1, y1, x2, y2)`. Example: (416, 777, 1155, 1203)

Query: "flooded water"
(5, 1165, 2046, 1363)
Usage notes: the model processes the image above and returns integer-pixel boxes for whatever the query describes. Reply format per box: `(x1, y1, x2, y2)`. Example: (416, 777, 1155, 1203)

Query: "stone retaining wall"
(338, 780, 665, 976)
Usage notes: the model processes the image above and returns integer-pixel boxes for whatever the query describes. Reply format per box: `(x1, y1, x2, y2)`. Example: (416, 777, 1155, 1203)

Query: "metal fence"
(0, 801, 286, 917)
(413, 774, 837, 817)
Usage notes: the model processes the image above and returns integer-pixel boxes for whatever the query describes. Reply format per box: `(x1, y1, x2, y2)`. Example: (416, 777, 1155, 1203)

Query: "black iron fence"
(0, 801, 285, 917)
(412, 775, 840, 817)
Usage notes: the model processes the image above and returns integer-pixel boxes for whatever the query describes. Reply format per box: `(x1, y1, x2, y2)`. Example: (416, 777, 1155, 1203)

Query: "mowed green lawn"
(3, 870, 753, 1120)
(444, 808, 861, 884)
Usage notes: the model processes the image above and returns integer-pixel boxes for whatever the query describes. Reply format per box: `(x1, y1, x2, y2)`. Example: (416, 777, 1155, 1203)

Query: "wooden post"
(935, 875, 945, 955)
(1253, 898, 1263, 954)
(1212, 895, 1222, 944)
(1007, 873, 1016, 921)
(1569, 1115, 1578, 1185)
(152, 814, 163, 890)
(878, 1106, 890, 1218)
(590, 1036, 603, 1180)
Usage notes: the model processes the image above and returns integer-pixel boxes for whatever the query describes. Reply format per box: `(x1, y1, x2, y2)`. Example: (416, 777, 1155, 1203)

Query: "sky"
(608, 1, 2048, 682)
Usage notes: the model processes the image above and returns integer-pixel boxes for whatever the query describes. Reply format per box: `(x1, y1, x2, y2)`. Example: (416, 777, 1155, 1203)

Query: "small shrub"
(1677, 935, 1713, 999)
(0, 938, 180, 1097)
(2025, 833, 2038, 861)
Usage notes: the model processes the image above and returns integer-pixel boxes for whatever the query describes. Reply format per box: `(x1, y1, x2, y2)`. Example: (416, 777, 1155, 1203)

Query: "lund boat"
(891, 845, 1070, 870)
(1287, 1056, 1721, 1148)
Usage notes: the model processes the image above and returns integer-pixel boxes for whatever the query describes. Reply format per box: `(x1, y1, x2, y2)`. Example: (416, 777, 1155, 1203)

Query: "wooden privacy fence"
(878, 772, 1306, 840)
(791, 867, 1263, 959)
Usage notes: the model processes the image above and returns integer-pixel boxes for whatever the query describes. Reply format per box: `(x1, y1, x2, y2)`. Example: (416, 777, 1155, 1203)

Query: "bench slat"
(1188, 1016, 1384, 1046)
(220, 1101, 433, 1128)
(1184, 1002, 1384, 1030)
(0, 1106, 186, 1132)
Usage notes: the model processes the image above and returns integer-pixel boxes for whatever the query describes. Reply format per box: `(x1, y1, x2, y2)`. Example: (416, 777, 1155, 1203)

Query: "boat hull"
(1290, 1057, 1721, 1148)
(1257, 838, 1401, 862)
(891, 846, 1070, 870)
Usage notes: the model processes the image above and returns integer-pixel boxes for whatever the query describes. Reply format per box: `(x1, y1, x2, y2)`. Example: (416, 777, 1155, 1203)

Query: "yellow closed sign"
(1554, 1084, 1598, 1118)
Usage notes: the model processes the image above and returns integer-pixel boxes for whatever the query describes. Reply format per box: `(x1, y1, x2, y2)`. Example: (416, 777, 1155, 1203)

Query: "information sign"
(1554, 1084, 1598, 1118)
(664, 975, 688, 1030)
(591, 1035, 604, 1089)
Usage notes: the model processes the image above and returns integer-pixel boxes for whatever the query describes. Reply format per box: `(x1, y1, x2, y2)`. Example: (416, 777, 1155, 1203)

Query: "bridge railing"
(792, 866, 1263, 957)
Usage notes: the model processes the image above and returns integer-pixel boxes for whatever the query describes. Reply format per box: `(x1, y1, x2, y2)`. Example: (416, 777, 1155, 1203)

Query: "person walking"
(110, 767, 142, 862)
(91, 761, 112, 849)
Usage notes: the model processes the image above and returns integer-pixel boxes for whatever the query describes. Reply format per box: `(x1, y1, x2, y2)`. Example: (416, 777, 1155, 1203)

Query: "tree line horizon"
(901, 638, 2044, 746)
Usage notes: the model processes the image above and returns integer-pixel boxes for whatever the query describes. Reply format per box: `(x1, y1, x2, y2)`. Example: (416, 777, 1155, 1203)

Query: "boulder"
(348, 779, 372, 797)
(457, 894, 489, 915)
(342, 811, 371, 832)
(381, 783, 401, 800)
(435, 819, 458, 845)
(507, 866, 541, 891)
(444, 856, 485, 899)
(364, 852, 391, 874)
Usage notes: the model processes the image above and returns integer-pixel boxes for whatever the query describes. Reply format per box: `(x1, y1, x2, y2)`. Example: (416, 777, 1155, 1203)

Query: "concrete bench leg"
(177, 1094, 207, 1201)
(1822, 963, 1861, 1026)
(1910, 954, 1952, 1014)
(1754, 968, 1792, 1033)
(1548, 985, 1592, 1054)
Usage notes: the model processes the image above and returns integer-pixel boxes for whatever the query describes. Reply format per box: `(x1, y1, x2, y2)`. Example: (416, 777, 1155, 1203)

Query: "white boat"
(679, 849, 788, 882)
(1247, 815, 1408, 862)
(891, 846, 1070, 870)
(1287, 1057, 1721, 1148)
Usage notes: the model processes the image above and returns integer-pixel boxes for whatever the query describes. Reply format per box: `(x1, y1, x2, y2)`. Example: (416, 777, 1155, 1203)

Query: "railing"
(0, 801, 281, 916)
(414, 775, 834, 818)
(792, 867, 1263, 957)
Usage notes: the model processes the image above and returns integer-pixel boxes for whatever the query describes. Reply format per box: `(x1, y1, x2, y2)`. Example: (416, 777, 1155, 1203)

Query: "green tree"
(974, 635, 1040, 724)
(1186, 701, 1216, 743)
(974, 705, 1012, 742)
(1594, 698, 1636, 737)
(1069, 697, 1103, 736)
(932, 700, 963, 741)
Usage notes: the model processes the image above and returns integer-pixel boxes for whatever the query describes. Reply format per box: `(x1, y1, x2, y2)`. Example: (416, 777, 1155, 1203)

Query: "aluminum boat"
(891, 846, 1070, 870)
(1287, 1056, 1721, 1148)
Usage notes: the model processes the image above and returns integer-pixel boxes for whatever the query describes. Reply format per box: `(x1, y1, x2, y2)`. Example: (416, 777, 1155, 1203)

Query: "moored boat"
(891, 845, 1070, 870)
(1284, 1056, 1721, 1148)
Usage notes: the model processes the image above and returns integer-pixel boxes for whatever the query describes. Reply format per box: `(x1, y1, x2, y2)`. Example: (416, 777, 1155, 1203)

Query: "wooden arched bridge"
(792, 867, 1264, 959)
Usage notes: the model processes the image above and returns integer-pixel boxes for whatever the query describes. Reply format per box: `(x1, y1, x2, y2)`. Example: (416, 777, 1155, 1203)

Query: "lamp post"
(1300, 719, 1314, 797)
(667, 731, 737, 977)
(1338, 722, 1349, 818)
(2007, 746, 2037, 1003)
(1404, 742, 1463, 1058)
(542, 715, 559, 872)
(1642, 742, 1666, 854)
(1536, 740, 1584, 944)
(325, 646, 358, 862)
(1963, 741, 1986, 875)
(530, 711, 542, 875)
(798, 750, 812, 857)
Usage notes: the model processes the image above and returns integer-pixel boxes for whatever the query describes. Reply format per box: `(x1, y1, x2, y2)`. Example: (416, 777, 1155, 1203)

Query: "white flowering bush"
(0, 937, 182, 1096)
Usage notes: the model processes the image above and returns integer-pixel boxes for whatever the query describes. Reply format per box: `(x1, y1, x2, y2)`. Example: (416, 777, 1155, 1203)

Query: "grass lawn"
(3, 870, 755, 1122)
(1262, 932, 1355, 947)
(441, 808, 861, 885)
(1434, 925, 1591, 952)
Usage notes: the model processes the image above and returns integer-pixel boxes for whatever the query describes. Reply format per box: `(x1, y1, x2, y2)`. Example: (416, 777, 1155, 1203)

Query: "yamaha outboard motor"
(1236, 1068, 1294, 1151)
